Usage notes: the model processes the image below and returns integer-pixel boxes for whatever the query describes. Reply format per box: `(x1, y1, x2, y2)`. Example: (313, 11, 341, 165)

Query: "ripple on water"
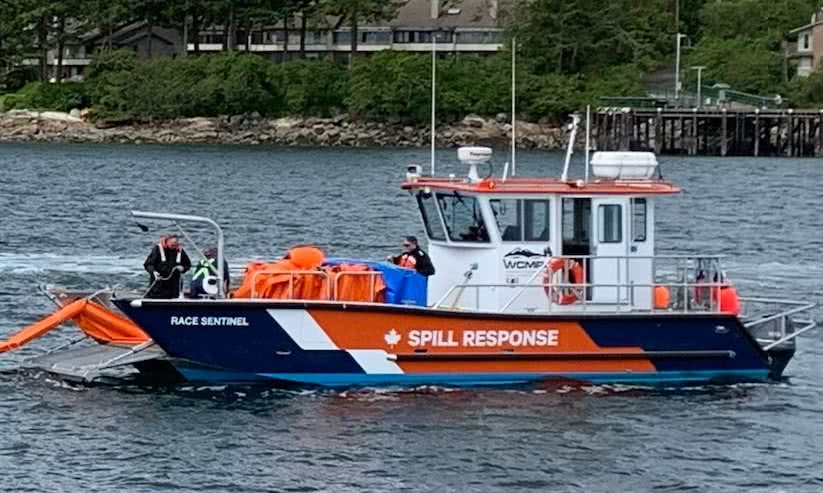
(1, 145, 823, 492)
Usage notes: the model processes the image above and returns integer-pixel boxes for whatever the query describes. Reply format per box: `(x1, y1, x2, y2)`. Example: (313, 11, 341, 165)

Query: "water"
(1, 143, 822, 492)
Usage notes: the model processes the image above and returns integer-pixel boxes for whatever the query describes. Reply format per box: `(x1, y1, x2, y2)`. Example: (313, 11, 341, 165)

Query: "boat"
(2, 109, 814, 387)
(97, 139, 815, 387)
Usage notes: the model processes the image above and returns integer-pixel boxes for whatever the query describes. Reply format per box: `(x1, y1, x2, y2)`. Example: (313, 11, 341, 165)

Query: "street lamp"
(691, 65, 706, 108)
(674, 33, 688, 100)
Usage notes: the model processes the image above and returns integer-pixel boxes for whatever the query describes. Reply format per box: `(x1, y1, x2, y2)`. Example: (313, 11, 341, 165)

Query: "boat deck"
(22, 343, 167, 382)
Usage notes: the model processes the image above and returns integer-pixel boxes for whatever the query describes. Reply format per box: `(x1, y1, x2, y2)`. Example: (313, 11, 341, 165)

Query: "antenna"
(511, 36, 516, 177)
(585, 105, 591, 182)
(560, 114, 581, 182)
(430, 36, 436, 176)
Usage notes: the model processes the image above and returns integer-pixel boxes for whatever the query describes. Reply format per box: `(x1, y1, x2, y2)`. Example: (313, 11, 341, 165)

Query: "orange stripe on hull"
(308, 310, 655, 373)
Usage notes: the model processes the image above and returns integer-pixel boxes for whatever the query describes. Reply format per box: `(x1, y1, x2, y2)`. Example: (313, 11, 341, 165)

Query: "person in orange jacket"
(387, 236, 435, 277)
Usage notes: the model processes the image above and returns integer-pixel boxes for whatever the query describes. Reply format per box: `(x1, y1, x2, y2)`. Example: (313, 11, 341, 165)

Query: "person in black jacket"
(143, 235, 191, 299)
(387, 236, 435, 277)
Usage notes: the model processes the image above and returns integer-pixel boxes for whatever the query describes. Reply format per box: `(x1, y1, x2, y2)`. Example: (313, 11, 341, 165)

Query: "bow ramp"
(1, 295, 175, 383)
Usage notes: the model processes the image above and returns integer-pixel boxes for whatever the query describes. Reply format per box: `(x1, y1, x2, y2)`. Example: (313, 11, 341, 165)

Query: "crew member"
(388, 236, 435, 277)
(144, 235, 191, 299)
(191, 247, 230, 298)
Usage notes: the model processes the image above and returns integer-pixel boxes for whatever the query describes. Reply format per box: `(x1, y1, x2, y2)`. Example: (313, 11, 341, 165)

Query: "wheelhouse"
(404, 149, 684, 313)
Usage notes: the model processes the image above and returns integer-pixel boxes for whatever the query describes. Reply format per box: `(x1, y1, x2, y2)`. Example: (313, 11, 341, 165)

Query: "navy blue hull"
(114, 299, 777, 388)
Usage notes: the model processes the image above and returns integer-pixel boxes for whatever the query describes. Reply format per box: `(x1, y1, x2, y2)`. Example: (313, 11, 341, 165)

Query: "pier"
(594, 108, 823, 157)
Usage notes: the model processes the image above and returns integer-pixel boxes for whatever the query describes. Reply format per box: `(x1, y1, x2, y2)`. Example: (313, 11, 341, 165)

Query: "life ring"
(542, 257, 584, 305)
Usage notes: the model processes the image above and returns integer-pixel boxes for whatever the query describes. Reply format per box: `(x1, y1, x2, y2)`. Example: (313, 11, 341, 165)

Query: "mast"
(585, 105, 591, 182)
(430, 37, 436, 176)
(560, 115, 580, 182)
(511, 36, 516, 176)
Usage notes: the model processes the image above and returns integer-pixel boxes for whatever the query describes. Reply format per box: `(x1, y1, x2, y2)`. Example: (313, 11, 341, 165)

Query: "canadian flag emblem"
(384, 328, 401, 347)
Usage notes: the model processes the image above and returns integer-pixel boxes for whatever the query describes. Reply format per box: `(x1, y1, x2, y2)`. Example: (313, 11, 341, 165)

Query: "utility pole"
(691, 66, 706, 108)
(675, 0, 680, 33)
(674, 33, 687, 100)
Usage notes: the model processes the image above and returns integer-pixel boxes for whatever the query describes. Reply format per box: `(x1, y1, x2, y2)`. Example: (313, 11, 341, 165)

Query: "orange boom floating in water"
(0, 298, 148, 353)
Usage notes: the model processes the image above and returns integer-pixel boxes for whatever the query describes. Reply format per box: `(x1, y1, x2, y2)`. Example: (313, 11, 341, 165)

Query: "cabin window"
(490, 199, 522, 241)
(598, 204, 622, 243)
(631, 198, 647, 242)
(416, 192, 446, 241)
(524, 199, 550, 241)
(437, 193, 489, 243)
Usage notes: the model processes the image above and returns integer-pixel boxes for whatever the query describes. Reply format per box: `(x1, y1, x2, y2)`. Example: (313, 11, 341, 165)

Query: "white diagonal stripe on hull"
(347, 350, 404, 374)
(266, 309, 338, 350)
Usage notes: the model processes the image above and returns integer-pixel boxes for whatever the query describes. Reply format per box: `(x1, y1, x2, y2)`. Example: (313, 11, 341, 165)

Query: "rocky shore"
(0, 110, 568, 149)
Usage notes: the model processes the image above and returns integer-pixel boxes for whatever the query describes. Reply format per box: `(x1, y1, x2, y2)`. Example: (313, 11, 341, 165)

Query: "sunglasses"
(403, 243, 413, 248)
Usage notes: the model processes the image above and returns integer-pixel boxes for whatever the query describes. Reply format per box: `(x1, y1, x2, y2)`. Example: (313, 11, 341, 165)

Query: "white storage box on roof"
(591, 151, 658, 180)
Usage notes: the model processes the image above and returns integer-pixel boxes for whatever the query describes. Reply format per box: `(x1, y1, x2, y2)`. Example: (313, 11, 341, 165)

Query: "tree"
(0, 0, 31, 80)
(503, 0, 672, 75)
(698, 0, 815, 50)
(687, 36, 783, 94)
(322, 0, 404, 60)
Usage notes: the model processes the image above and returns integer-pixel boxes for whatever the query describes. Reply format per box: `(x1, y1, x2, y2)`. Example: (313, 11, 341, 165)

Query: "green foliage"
(506, 0, 673, 75)
(86, 51, 287, 119)
(699, 0, 814, 49)
(1, 81, 88, 111)
(277, 59, 350, 116)
(348, 50, 432, 122)
(785, 67, 823, 107)
(686, 37, 782, 95)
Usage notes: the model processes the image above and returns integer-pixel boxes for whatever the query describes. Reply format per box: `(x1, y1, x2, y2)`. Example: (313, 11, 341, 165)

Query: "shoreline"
(0, 110, 568, 149)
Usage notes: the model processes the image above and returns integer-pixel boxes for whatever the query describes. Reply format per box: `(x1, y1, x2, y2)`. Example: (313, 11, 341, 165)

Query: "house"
(27, 21, 183, 81)
(788, 8, 823, 77)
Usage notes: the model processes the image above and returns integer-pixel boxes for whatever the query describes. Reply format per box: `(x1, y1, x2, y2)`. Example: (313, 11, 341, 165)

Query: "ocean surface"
(0, 143, 822, 492)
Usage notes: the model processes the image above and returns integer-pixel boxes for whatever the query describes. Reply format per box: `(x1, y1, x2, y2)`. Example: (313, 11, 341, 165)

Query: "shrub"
(2, 81, 88, 112)
(348, 50, 432, 122)
(278, 59, 349, 117)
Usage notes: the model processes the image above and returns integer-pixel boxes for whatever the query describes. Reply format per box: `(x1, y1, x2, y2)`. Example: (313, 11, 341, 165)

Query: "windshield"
(436, 193, 489, 243)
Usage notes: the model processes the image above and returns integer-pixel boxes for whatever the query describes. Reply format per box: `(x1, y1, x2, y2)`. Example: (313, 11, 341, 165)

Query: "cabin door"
(592, 197, 629, 305)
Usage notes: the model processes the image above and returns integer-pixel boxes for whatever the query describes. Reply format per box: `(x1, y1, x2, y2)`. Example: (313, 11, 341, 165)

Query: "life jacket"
(398, 254, 418, 270)
(192, 258, 217, 281)
(191, 258, 219, 297)
(158, 243, 182, 264)
(714, 285, 741, 316)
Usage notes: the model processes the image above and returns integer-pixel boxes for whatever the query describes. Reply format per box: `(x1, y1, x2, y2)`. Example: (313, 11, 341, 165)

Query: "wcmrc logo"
(502, 248, 546, 270)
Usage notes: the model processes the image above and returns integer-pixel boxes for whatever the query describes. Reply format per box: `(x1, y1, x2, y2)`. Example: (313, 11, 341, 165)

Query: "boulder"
(462, 114, 486, 128)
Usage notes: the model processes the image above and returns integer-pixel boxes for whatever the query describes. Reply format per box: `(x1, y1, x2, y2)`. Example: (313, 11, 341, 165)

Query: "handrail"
(435, 280, 731, 314)
(332, 271, 383, 302)
(248, 269, 384, 302)
(132, 211, 226, 298)
(500, 257, 551, 312)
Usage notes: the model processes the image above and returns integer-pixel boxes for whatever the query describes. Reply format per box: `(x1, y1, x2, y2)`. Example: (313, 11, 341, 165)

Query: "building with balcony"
(789, 8, 823, 77)
(33, 0, 503, 81)
(192, 0, 502, 62)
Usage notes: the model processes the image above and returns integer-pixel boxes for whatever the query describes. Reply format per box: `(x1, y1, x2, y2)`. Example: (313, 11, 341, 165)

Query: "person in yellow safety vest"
(386, 236, 435, 277)
(190, 247, 230, 298)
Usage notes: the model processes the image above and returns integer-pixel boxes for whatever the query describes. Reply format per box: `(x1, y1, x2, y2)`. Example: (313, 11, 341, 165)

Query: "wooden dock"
(594, 108, 823, 157)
